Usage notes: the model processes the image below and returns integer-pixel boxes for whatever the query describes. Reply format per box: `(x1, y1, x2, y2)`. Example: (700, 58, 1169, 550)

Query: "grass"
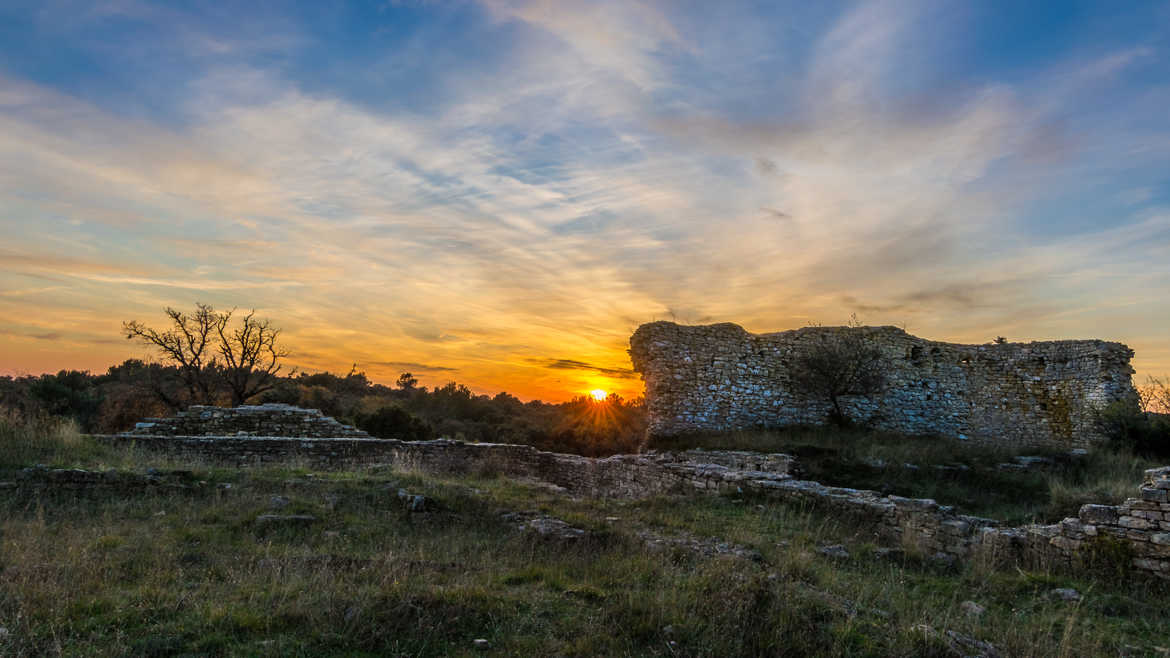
(652, 427, 1162, 524)
(1, 418, 1169, 655)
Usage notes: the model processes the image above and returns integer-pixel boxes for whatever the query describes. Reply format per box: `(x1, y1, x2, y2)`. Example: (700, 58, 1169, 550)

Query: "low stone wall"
(629, 322, 1136, 448)
(125, 404, 370, 438)
(91, 432, 1168, 579)
(97, 434, 793, 499)
(983, 467, 1170, 578)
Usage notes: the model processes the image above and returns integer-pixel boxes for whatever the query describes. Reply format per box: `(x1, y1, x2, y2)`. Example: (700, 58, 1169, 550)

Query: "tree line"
(0, 304, 647, 457)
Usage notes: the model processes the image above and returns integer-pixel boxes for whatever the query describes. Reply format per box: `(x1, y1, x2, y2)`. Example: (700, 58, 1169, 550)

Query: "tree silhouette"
(124, 303, 290, 407)
(790, 315, 887, 426)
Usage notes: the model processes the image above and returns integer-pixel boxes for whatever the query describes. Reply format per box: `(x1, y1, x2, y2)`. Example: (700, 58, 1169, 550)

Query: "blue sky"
(1, 0, 1168, 400)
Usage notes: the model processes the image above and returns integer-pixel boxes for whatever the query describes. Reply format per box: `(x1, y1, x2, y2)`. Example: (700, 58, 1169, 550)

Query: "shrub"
(1096, 395, 1170, 458)
(354, 405, 433, 441)
(790, 316, 887, 426)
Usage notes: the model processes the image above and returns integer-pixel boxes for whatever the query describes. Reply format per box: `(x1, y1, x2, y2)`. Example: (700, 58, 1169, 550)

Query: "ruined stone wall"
(125, 404, 370, 438)
(87, 426, 1170, 579)
(984, 467, 1170, 578)
(98, 434, 793, 498)
(630, 322, 1136, 448)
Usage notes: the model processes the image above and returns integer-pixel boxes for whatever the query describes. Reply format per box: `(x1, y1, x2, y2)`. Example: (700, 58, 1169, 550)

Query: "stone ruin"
(630, 322, 1137, 448)
(125, 403, 370, 439)
(81, 401, 1168, 578)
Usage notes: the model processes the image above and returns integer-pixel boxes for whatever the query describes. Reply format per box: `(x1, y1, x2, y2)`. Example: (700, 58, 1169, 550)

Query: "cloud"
(530, 358, 638, 379)
(0, 1, 1168, 395)
(366, 361, 457, 373)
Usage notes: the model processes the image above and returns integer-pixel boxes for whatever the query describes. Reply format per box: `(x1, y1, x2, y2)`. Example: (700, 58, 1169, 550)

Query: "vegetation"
(0, 363, 646, 457)
(124, 303, 290, 408)
(1096, 376, 1170, 459)
(0, 417, 1167, 656)
(790, 315, 887, 426)
(652, 427, 1161, 525)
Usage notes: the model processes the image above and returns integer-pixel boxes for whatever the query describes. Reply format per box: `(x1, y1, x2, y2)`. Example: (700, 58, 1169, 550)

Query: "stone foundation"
(630, 322, 1136, 448)
(79, 433, 1170, 579)
(126, 404, 370, 439)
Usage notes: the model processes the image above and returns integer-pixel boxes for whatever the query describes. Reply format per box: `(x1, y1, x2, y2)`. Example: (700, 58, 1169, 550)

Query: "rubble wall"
(629, 322, 1136, 448)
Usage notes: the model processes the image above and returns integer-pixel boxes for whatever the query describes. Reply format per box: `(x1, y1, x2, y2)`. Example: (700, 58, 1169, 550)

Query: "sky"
(1, 0, 1169, 402)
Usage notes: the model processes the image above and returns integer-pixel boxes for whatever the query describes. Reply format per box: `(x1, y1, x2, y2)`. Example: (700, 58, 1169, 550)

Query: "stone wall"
(125, 404, 370, 438)
(630, 322, 1136, 448)
(983, 467, 1170, 578)
(100, 433, 793, 499)
(87, 431, 1169, 579)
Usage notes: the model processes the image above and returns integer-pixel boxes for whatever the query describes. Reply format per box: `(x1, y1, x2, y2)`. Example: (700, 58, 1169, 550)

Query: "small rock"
(1050, 588, 1082, 602)
(255, 514, 317, 525)
(662, 625, 675, 636)
(817, 544, 850, 560)
(472, 638, 490, 649)
(872, 547, 904, 560)
(269, 495, 290, 510)
(523, 516, 587, 541)
(960, 600, 986, 618)
(928, 552, 958, 571)
(153, 510, 166, 517)
(217, 482, 232, 490)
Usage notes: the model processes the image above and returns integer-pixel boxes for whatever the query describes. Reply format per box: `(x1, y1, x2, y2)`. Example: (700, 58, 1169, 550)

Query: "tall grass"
(0, 409, 85, 469)
(2, 466, 1167, 656)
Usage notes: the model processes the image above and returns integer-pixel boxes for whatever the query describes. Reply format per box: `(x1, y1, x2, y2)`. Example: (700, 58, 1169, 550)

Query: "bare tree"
(790, 314, 887, 426)
(123, 303, 220, 406)
(124, 303, 290, 408)
(215, 309, 290, 406)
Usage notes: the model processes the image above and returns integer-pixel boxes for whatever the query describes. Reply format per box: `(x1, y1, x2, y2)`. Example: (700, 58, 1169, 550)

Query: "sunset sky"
(2, 1, 1169, 402)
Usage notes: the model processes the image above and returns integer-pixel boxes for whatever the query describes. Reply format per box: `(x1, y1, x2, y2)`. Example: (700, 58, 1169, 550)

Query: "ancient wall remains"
(75, 432, 1170, 579)
(984, 467, 1170, 578)
(101, 432, 793, 499)
(630, 322, 1136, 448)
(125, 404, 370, 439)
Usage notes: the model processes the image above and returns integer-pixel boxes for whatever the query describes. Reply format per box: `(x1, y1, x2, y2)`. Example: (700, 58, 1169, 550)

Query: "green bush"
(1096, 399, 1170, 458)
(354, 405, 433, 441)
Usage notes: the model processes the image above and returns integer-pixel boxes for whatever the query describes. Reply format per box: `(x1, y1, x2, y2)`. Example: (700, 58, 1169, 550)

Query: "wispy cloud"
(0, 0, 1168, 397)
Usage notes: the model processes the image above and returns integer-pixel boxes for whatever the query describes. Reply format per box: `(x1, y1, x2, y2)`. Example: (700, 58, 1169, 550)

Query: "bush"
(1096, 397, 1170, 458)
(354, 405, 433, 441)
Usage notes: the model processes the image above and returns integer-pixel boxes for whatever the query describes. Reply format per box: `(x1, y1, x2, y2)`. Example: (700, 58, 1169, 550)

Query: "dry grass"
(2, 417, 1169, 655)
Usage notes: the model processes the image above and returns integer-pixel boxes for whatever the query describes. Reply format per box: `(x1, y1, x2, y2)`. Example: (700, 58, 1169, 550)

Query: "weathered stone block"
(1079, 504, 1118, 525)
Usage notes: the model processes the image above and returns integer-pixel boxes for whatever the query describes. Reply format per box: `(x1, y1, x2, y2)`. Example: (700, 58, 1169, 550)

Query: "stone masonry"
(94, 403, 1167, 579)
(630, 322, 1136, 448)
(125, 404, 370, 439)
(983, 466, 1170, 578)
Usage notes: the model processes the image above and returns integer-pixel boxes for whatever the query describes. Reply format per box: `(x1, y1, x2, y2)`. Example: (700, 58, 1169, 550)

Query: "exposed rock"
(513, 515, 587, 541)
(960, 600, 986, 618)
(817, 544, 851, 560)
(638, 529, 763, 562)
(121, 403, 370, 439)
(1050, 588, 1082, 602)
(255, 514, 317, 525)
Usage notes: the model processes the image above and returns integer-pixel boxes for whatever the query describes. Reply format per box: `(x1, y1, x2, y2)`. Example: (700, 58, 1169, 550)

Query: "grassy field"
(2, 416, 1169, 656)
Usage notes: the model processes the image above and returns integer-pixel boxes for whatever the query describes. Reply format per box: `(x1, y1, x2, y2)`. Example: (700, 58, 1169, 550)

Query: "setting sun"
(590, 389, 608, 402)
